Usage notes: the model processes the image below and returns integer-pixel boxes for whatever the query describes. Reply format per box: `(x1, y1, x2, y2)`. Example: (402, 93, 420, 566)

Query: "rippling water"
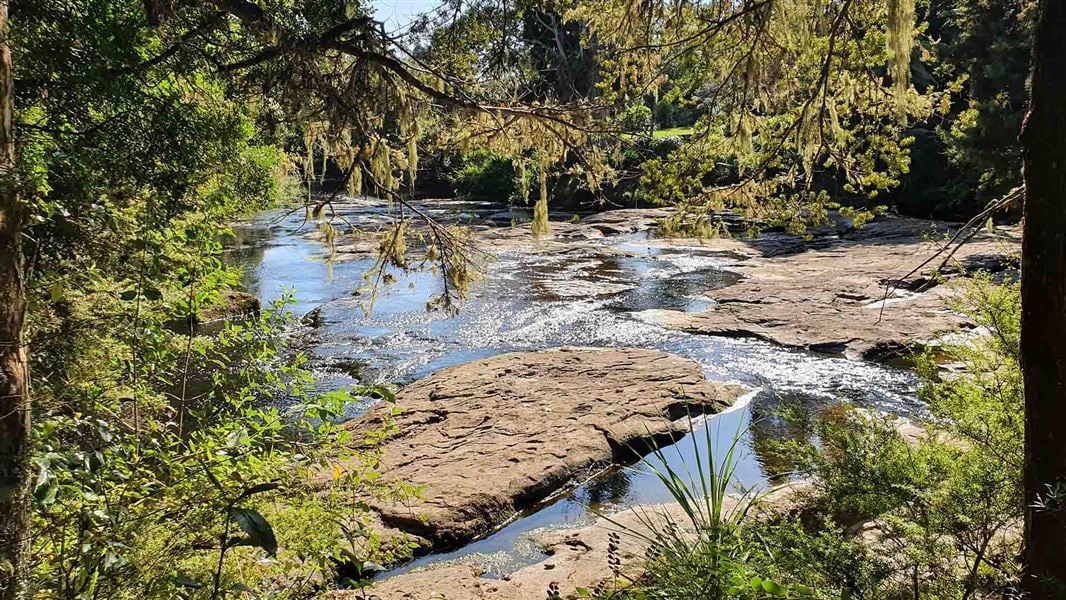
(226, 197, 920, 577)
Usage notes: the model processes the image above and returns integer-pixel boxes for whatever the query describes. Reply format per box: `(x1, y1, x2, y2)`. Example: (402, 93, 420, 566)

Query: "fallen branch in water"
(877, 186, 1022, 323)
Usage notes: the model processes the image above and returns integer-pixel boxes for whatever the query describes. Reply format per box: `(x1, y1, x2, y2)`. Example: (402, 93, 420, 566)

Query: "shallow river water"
(227, 197, 920, 578)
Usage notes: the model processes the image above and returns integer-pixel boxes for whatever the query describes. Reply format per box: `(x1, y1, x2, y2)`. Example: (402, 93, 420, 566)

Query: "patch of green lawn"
(651, 126, 695, 138)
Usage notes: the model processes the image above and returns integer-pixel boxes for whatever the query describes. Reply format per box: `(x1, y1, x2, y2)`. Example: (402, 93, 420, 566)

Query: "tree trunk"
(0, 0, 31, 598)
(1019, 0, 1066, 595)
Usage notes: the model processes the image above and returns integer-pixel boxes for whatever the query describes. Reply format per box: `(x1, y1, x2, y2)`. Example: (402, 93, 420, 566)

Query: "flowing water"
(227, 197, 920, 578)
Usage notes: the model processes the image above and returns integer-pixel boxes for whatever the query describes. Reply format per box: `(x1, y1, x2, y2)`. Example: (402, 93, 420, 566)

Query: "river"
(226, 197, 920, 578)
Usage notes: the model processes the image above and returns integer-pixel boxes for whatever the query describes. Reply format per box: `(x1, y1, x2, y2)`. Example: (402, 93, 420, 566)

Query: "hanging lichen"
(318, 221, 336, 259)
(378, 220, 408, 268)
(407, 124, 419, 192)
(886, 0, 915, 94)
(531, 160, 550, 237)
(736, 113, 752, 154)
(320, 143, 328, 183)
(515, 158, 529, 203)
(302, 121, 332, 184)
(350, 163, 363, 197)
(827, 102, 844, 143)
(304, 128, 316, 182)
(369, 139, 395, 197)
(797, 106, 821, 179)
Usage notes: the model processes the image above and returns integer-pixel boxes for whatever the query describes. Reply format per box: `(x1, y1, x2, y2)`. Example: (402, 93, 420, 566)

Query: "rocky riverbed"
(311, 205, 1020, 362)
(226, 198, 1020, 598)
(330, 482, 811, 600)
(637, 216, 1021, 360)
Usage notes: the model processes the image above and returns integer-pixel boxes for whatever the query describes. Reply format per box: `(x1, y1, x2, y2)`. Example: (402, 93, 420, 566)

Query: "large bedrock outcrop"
(343, 347, 745, 549)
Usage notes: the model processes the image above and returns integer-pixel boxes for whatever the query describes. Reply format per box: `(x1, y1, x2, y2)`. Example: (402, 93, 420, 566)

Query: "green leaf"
(200, 461, 226, 494)
(34, 480, 59, 505)
(762, 579, 786, 596)
(229, 507, 277, 556)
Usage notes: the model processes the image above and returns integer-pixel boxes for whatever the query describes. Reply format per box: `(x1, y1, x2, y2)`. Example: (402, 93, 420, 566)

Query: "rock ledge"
(344, 347, 745, 550)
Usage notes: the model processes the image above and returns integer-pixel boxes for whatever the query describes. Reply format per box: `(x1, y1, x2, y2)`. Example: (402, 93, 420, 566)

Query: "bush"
(448, 149, 522, 200)
(619, 104, 654, 134)
(776, 275, 1024, 599)
(29, 212, 417, 597)
(653, 99, 700, 129)
(594, 423, 806, 599)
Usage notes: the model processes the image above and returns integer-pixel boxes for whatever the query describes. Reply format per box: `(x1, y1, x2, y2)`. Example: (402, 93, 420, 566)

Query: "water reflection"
(748, 392, 821, 485)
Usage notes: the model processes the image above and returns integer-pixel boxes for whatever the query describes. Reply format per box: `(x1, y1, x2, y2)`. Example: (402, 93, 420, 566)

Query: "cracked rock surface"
(638, 217, 1021, 360)
(343, 347, 745, 550)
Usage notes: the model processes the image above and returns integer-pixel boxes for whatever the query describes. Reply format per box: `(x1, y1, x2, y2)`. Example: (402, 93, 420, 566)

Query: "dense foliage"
(10, 1, 434, 596)
(423, 0, 1029, 227)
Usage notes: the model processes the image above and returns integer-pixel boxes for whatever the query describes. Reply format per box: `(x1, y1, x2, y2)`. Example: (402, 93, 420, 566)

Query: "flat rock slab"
(640, 217, 1021, 360)
(345, 347, 745, 549)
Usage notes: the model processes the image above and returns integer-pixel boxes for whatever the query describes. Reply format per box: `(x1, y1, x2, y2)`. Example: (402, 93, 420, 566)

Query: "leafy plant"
(448, 149, 523, 200)
(597, 420, 802, 599)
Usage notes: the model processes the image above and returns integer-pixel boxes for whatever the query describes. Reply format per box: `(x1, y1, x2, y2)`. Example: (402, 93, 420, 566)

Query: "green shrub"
(599, 276, 1024, 600)
(619, 104, 654, 134)
(595, 422, 804, 599)
(448, 149, 523, 200)
(773, 275, 1024, 599)
(29, 207, 416, 598)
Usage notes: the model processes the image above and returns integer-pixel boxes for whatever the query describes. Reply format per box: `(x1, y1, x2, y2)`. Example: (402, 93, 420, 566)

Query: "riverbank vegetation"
(595, 276, 1024, 599)
(1, 0, 1063, 597)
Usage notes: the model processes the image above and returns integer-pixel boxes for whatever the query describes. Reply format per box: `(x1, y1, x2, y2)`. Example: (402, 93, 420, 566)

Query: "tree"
(0, 0, 32, 596)
(1019, 0, 1066, 594)
(522, 6, 599, 103)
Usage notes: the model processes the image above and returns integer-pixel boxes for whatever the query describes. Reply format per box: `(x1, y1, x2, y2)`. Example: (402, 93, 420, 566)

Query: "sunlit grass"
(651, 126, 695, 138)
(620, 126, 696, 141)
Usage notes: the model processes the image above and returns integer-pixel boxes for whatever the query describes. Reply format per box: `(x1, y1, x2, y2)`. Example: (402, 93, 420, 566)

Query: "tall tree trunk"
(1019, 0, 1066, 595)
(0, 1, 31, 598)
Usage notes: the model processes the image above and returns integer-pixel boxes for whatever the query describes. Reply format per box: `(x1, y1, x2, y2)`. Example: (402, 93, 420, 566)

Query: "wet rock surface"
(165, 289, 262, 335)
(638, 217, 1021, 360)
(344, 407, 974, 600)
(322, 206, 677, 258)
(343, 347, 745, 550)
